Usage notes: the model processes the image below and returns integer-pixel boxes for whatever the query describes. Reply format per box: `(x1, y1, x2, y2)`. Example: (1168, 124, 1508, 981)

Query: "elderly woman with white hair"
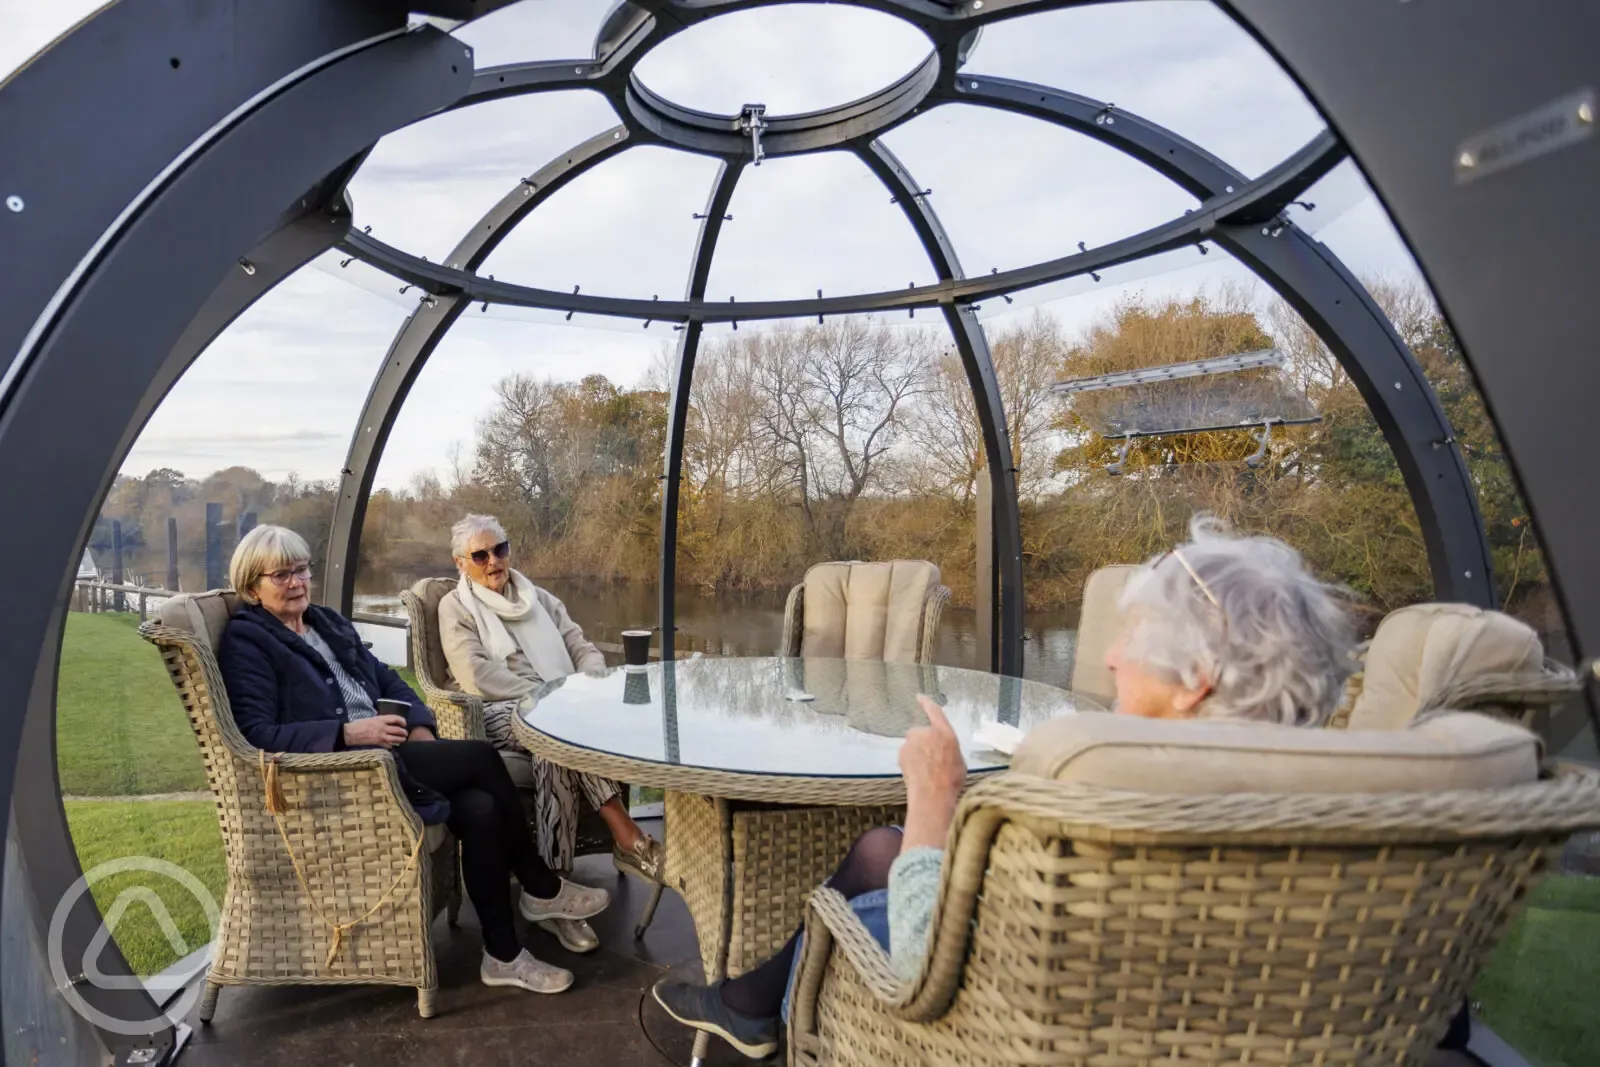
(437, 514, 664, 901)
(216, 525, 611, 997)
(652, 516, 1359, 1058)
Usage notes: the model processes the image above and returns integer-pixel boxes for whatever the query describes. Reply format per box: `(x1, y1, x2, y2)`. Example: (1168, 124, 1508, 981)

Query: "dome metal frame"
(1, 0, 1597, 1062)
(320, 0, 1494, 676)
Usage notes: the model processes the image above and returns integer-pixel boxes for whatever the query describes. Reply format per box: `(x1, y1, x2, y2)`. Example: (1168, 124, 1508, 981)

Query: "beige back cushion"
(1012, 709, 1540, 794)
(153, 590, 243, 655)
(1348, 603, 1545, 731)
(1069, 564, 1138, 709)
(409, 577, 459, 689)
(801, 560, 938, 663)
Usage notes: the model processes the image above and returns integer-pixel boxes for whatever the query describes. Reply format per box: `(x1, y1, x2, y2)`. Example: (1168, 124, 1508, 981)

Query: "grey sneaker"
(651, 978, 779, 1059)
(613, 834, 666, 884)
(537, 916, 599, 954)
(480, 949, 574, 994)
(519, 878, 610, 923)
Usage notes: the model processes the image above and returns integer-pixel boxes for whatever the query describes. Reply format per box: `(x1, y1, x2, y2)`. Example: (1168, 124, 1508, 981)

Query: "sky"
(1, 0, 1427, 489)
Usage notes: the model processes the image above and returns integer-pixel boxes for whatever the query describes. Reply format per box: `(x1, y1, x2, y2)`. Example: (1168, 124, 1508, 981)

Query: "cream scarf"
(457, 570, 575, 684)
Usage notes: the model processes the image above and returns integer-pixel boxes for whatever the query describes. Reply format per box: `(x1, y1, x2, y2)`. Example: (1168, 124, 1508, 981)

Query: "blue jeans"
(781, 888, 891, 1024)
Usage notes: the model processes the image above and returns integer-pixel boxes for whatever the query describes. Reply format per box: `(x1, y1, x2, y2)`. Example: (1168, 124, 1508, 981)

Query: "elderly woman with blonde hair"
(438, 515, 664, 909)
(215, 525, 610, 996)
(652, 516, 1361, 1057)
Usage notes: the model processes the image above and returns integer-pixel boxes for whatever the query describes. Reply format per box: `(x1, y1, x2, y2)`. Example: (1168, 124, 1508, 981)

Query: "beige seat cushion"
(1012, 709, 1540, 794)
(424, 824, 450, 853)
(1348, 603, 1545, 731)
(409, 577, 459, 688)
(1069, 565, 1138, 709)
(801, 561, 938, 663)
(153, 590, 243, 654)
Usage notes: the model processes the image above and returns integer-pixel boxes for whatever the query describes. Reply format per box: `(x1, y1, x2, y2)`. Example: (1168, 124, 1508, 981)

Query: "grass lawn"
(63, 800, 227, 977)
(1474, 873, 1600, 1067)
(56, 613, 206, 796)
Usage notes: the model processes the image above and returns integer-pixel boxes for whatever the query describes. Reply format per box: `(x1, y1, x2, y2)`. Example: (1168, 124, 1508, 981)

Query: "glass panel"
(476, 146, 720, 299)
(631, 3, 932, 115)
(677, 315, 988, 666)
(0, 0, 104, 78)
(361, 313, 666, 659)
(963, 1, 1325, 177)
(452, 0, 619, 67)
(65, 265, 402, 976)
(701, 152, 934, 302)
(880, 106, 1199, 276)
(348, 91, 620, 264)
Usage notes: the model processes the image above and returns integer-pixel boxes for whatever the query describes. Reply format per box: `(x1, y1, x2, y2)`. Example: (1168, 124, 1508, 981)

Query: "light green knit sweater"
(886, 846, 944, 980)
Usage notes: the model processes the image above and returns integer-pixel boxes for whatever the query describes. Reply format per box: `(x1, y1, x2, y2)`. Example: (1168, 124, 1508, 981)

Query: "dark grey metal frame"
(322, 4, 1491, 673)
(5, 0, 1595, 1062)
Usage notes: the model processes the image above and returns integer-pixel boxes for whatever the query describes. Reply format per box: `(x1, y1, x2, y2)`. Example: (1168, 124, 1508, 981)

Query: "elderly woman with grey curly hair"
(437, 514, 664, 911)
(653, 516, 1360, 1058)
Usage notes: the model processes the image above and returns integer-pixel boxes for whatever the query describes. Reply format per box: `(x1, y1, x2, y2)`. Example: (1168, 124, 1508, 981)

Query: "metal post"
(166, 516, 180, 592)
(238, 510, 258, 540)
(110, 521, 124, 612)
(658, 161, 742, 660)
(205, 502, 223, 590)
(974, 465, 996, 671)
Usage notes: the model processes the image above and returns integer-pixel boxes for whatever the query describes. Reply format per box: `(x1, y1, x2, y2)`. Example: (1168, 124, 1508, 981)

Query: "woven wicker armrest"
(794, 886, 909, 1003)
(265, 747, 400, 772)
(422, 688, 486, 742)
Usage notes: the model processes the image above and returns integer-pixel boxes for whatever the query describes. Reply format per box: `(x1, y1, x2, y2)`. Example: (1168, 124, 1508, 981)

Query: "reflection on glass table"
(518, 657, 1101, 780)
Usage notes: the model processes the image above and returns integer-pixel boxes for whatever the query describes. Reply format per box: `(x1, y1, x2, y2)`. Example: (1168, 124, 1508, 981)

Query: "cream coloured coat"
(437, 582, 606, 701)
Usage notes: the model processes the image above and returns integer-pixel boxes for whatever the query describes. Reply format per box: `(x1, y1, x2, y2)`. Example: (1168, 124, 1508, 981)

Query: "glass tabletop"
(517, 657, 1101, 779)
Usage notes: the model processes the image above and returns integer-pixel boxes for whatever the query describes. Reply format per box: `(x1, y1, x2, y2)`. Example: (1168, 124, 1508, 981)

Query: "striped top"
(301, 626, 377, 721)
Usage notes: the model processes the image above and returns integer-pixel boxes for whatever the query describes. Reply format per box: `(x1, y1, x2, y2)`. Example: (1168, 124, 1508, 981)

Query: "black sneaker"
(651, 978, 780, 1059)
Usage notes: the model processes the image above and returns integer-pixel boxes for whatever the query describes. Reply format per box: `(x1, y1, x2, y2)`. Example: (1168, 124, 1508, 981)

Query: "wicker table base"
(663, 793, 903, 1064)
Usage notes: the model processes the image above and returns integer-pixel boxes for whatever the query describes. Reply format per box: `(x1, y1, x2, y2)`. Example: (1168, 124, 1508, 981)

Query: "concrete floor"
(177, 827, 752, 1067)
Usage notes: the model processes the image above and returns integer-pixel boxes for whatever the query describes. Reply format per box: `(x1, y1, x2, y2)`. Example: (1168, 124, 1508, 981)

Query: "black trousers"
(396, 738, 561, 961)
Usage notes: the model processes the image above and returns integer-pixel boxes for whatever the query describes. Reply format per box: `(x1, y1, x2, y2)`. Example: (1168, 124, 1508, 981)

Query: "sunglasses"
(1150, 546, 1230, 677)
(468, 541, 510, 566)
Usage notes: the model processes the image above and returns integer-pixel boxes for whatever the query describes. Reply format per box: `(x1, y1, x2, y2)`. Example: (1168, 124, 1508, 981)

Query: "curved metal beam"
(0, 21, 472, 1047)
(857, 140, 1025, 675)
(949, 78, 1493, 605)
(1222, 0, 1600, 737)
(658, 161, 744, 658)
(624, 53, 939, 159)
(323, 124, 636, 610)
(335, 136, 1333, 318)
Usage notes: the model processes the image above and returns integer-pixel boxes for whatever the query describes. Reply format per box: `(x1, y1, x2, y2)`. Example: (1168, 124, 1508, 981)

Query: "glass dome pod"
(1, 2, 1597, 1066)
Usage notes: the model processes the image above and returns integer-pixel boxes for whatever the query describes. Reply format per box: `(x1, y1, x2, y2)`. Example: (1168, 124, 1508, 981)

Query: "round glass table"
(508, 656, 1097, 1056)
(512, 657, 1100, 803)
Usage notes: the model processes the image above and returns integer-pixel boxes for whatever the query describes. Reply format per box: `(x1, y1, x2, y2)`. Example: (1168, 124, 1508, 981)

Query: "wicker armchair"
(399, 578, 630, 878)
(139, 592, 460, 1020)
(790, 762, 1600, 1067)
(782, 561, 950, 665)
(1330, 603, 1582, 732)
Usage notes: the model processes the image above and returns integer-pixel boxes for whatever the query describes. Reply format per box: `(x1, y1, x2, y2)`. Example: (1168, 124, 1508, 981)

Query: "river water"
(353, 576, 1081, 690)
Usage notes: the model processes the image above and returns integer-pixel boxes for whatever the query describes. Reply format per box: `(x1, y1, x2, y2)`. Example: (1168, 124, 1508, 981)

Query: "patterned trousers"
(483, 699, 620, 872)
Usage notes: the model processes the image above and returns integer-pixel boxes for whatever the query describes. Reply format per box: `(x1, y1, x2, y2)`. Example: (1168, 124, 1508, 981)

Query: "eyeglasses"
(468, 541, 510, 566)
(263, 564, 312, 588)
